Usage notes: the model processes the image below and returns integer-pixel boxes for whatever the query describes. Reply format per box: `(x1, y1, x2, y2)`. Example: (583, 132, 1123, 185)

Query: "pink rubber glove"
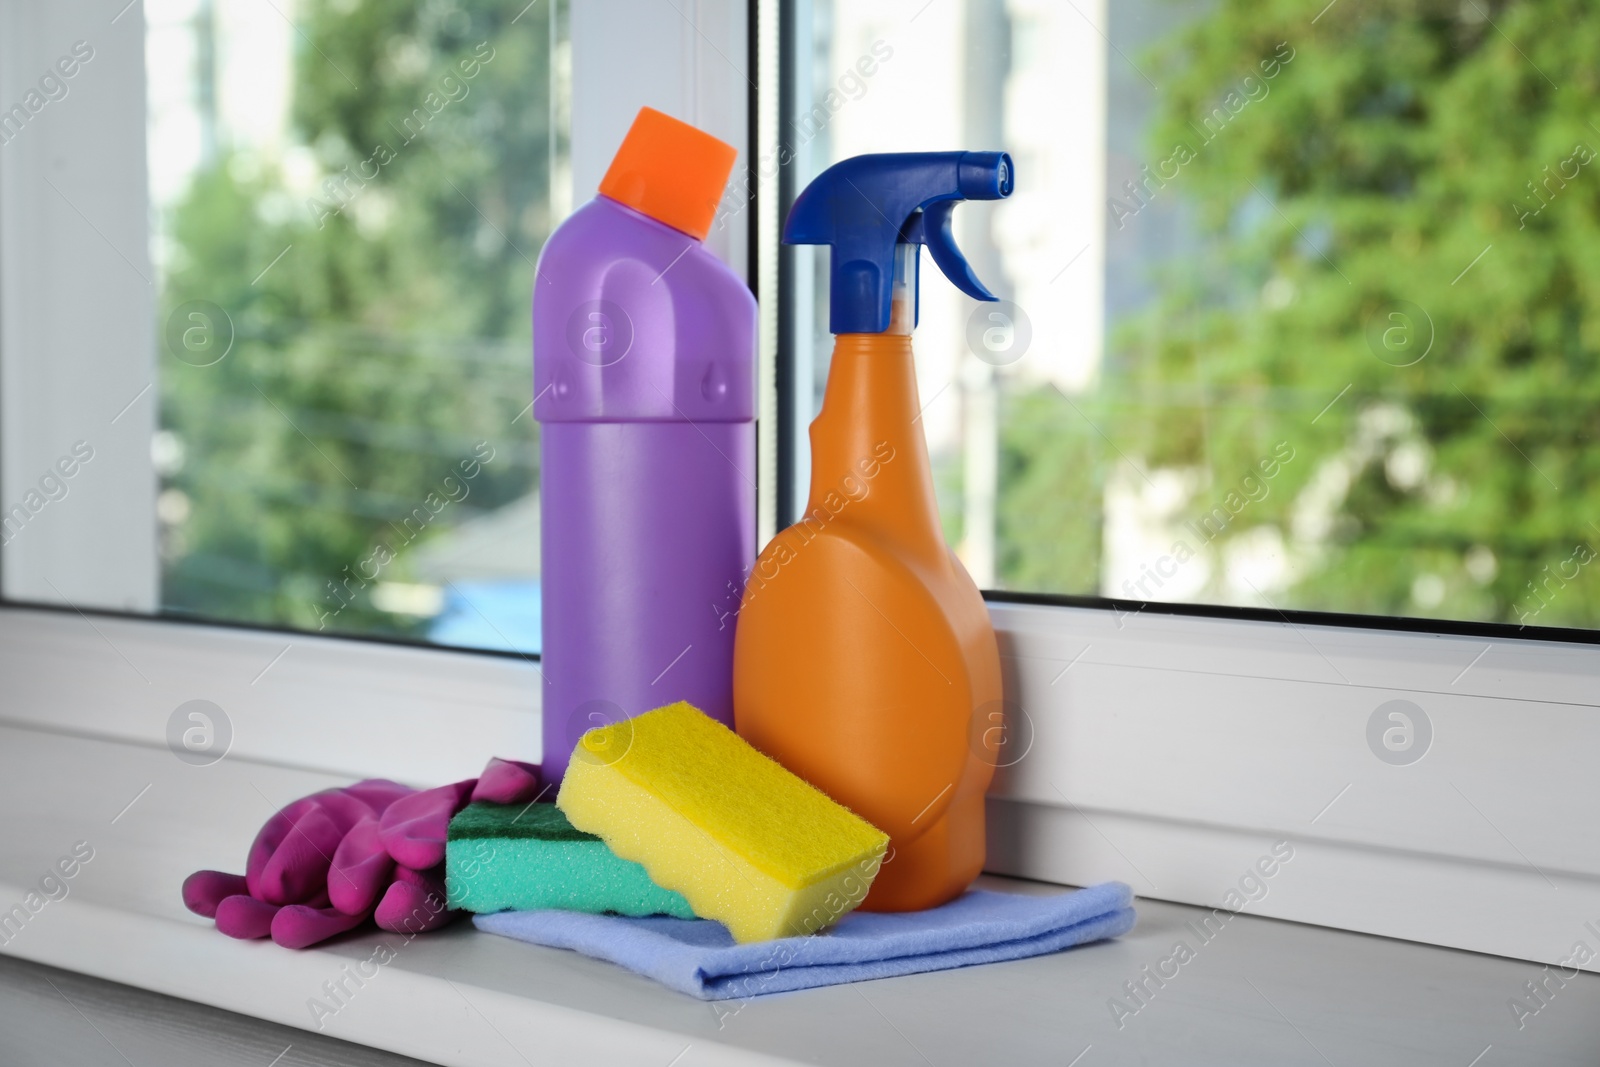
(472, 758, 545, 805)
(270, 903, 369, 949)
(376, 780, 476, 872)
(375, 866, 455, 935)
(185, 780, 407, 941)
(181, 870, 248, 918)
(246, 790, 377, 904)
(337, 759, 542, 927)
(327, 816, 393, 915)
(378, 758, 542, 870)
(183, 761, 540, 949)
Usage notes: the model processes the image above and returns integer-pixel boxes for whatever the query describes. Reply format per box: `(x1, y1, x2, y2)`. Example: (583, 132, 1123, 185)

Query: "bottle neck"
(805, 332, 945, 561)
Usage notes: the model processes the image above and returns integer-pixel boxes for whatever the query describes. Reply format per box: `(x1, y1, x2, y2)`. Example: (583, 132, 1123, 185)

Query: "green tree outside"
(1000, 0, 1600, 629)
(157, 0, 559, 636)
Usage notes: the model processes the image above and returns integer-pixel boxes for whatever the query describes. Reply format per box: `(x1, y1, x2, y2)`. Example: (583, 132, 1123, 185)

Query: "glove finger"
(378, 780, 475, 871)
(246, 794, 325, 886)
(328, 816, 394, 916)
(271, 903, 368, 949)
(214, 894, 280, 939)
(374, 867, 453, 935)
(318, 789, 391, 831)
(393, 863, 447, 895)
(245, 786, 378, 885)
(253, 806, 346, 904)
(470, 759, 543, 805)
(344, 779, 415, 814)
(182, 870, 248, 918)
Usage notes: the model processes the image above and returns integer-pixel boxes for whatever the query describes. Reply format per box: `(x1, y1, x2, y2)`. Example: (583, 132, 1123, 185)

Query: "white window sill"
(3, 724, 1596, 1066)
(3, 600, 1597, 971)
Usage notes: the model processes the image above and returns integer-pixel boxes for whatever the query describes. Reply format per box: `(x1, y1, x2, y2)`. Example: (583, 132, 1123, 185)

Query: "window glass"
(148, 0, 564, 652)
(797, 0, 1600, 630)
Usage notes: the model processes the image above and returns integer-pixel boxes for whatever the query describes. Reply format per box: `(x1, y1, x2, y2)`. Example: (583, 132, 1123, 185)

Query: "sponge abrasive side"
(445, 801, 695, 918)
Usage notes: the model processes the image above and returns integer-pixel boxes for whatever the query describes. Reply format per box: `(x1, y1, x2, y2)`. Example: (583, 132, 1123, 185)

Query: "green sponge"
(445, 801, 695, 918)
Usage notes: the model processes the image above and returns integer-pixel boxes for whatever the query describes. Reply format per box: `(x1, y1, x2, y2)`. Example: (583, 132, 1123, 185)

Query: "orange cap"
(599, 107, 737, 241)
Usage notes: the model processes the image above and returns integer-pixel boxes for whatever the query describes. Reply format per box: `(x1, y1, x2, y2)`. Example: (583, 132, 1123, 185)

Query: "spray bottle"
(734, 152, 1012, 910)
(535, 108, 756, 784)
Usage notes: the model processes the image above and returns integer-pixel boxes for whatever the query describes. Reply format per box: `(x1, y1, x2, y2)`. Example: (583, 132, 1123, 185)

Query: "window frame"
(0, 0, 157, 615)
(0, 0, 1594, 975)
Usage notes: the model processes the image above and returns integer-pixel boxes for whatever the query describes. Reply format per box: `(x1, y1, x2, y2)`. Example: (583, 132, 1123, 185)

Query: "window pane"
(148, 0, 564, 652)
(798, 0, 1600, 631)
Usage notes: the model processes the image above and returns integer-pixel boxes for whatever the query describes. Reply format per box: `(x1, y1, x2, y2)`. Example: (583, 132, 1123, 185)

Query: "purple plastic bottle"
(534, 107, 755, 784)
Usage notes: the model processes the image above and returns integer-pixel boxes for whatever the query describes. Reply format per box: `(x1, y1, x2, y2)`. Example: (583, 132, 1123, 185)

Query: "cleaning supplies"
(475, 881, 1135, 1000)
(534, 107, 757, 785)
(446, 801, 695, 918)
(556, 701, 889, 943)
(182, 757, 542, 948)
(733, 153, 1013, 912)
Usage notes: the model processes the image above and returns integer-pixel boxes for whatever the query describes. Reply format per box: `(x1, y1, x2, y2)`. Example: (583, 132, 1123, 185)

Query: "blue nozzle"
(783, 151, 1014, 335)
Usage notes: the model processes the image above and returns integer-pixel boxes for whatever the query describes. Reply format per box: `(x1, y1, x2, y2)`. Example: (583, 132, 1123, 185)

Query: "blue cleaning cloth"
(474, 881, 1135, 1000)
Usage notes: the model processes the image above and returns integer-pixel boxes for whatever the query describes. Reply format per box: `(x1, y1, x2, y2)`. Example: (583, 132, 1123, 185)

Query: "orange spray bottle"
(734, 152, 1013, 911)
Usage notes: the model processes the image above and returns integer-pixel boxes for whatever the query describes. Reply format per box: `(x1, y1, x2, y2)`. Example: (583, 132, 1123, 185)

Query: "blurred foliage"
(996, 387, 1103, 593)
(158, 0, 557, 634)
(999, 0, 1600, 627)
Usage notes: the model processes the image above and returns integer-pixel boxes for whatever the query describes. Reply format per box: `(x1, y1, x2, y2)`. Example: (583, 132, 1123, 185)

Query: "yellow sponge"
(556, 701, 889, 943)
